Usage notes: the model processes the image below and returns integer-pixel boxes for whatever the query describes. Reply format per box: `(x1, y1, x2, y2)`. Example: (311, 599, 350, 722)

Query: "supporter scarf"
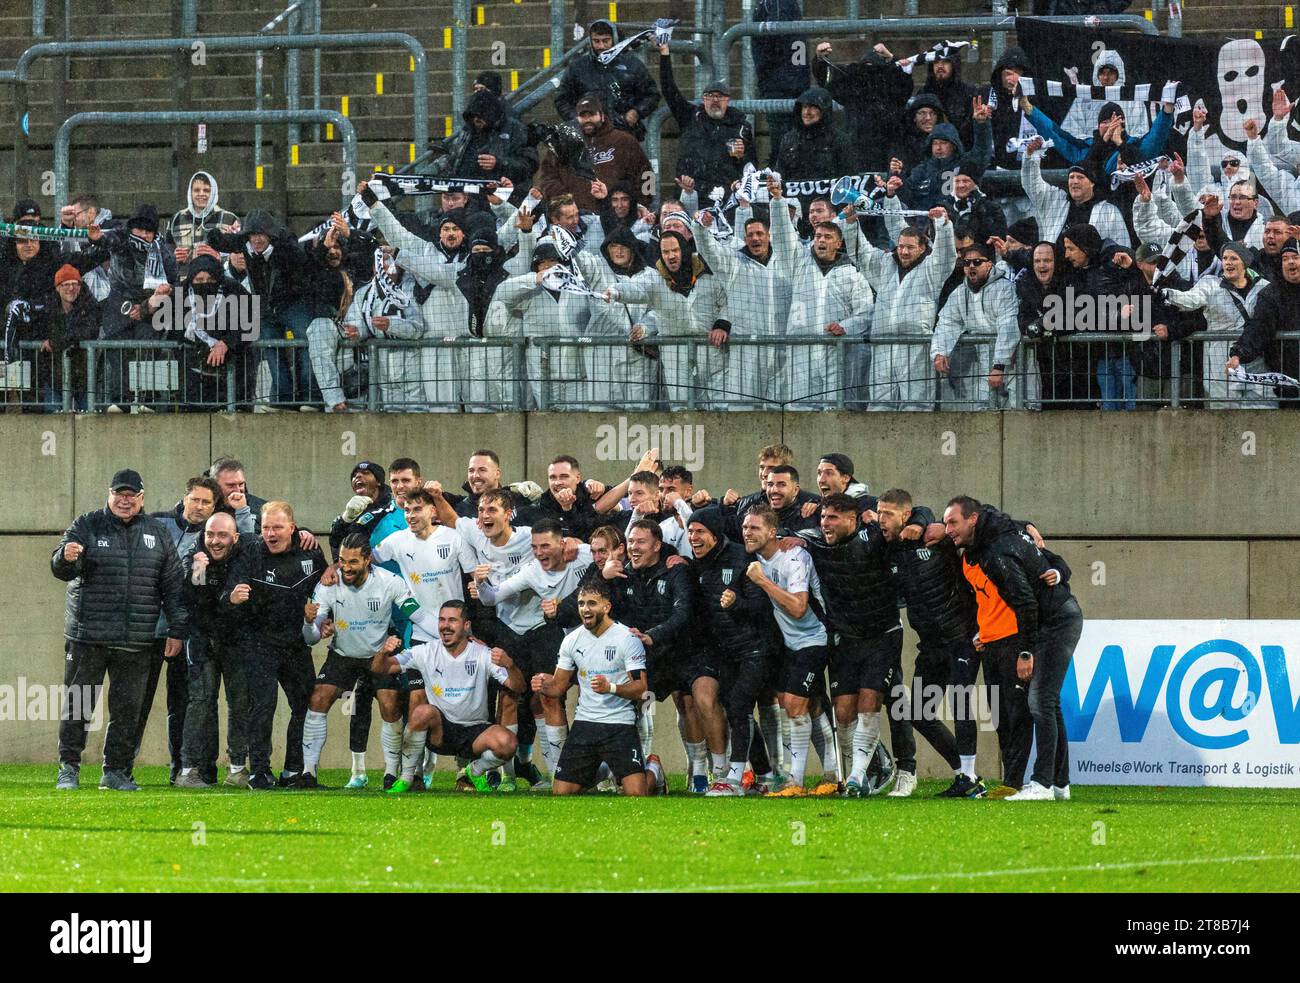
(1228, 366, 1300, 390)
(298, 195, 374, 243)
(373, 173, 497, 197)
(597, 19, 678, 65)
(896, 41, 975, 76)
(1152, 209, 1204, 287)
(372, 249, 412, 313)
(1111, 157, 1171, 191)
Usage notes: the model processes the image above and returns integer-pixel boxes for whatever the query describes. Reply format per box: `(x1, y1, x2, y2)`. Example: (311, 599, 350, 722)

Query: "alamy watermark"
(0, 677, 103, 730)
(595, 416, 705, 471)
(1041, 288, 1154, 341)
(151, 292, 262, 342)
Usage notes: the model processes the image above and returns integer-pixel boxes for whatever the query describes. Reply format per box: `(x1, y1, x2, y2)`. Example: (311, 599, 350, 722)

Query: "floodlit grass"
(2, 765, 1297, 892)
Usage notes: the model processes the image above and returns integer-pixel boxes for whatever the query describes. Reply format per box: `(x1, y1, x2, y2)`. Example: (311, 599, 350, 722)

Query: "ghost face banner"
(1015, 16, 1300, 158)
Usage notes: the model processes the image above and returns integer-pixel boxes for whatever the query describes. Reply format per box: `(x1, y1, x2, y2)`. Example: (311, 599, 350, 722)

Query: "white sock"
(850, 712, 881, 783)
(180, 767, 192, 776)
(504, 724, 518, 778)
(228, 764, 245, 775)
(710, 751, 728, 778)
(677, 712, 691, 780)
(960, 754, 978, 781)
(685, 741, 707, 782)
(542, 724, 567, 777)
(787, 714, 812, 784)
(812, 712, 839, 780)
(530, 715, 546, 763)
(636, 703, 654, 757)
(303, 709, 328, 775)
(726, 760, 745, 784)
(350, 750, 366, 778)
(758, 703, 782, 773)
(837, 722, 855, 783)
(399, 725, 425, 782)
(470, 749, 505, 776)
(380, 720, 404, 776)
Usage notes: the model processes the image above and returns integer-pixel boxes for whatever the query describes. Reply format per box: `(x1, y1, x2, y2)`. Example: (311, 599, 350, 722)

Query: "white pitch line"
(7, 853, 1298, 893)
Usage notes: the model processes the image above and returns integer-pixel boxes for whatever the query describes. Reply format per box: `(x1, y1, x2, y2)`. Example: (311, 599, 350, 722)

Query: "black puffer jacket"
(430, 89, 538, 193)
(775, 87, 855, 183)
(690, 536, 775, 657)
(886, 508, 977, 648)
(961, 505, 1079, 650)
(659, 52, 757, 197)
(523, 483, 604, 541)
(220, 536, 327, 646)
(722, 488, 820, 538)
(208, 212, 307, 312)
(51, 508, 188, 644)
(797, 521, 899, 640)
(609, 557, 696, 654)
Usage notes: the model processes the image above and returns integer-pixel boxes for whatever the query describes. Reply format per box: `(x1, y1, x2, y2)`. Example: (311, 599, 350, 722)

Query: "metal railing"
(7, 31, 429, 203)
(6, 333, 1294, 414)
(254, 2, 308, 169)
(53, 110, 358, 213)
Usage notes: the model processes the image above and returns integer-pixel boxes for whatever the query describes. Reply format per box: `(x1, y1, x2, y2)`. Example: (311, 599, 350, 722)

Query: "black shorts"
(316, 652, 387, 691)
(428, 717, 493, 758)
(498, 622, 565, 678)
(647, 649, 694, 699)
(829, 629, 902, 697)
(780, 643, 830, 699)
(554, 720, 644, 788)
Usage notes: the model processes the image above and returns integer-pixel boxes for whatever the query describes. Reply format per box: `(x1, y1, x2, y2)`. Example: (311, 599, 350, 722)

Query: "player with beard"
(300, 534, 440, 791)
(792, 494, 929, 796)
(814, 453, 874, 510)
(533, 579, 652, 796)
(601, 519, 696, 794)
(473, 519, 594, 788)
(742, 506, 840, 796)
(371, 601, 524, 793)
(874, 490, 972, 797)
(595, 468, 693, 556)
(721, 443, 795, 515)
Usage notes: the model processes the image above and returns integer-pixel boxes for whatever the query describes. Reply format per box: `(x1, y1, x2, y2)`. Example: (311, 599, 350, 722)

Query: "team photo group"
(53, 444, 1082, 802)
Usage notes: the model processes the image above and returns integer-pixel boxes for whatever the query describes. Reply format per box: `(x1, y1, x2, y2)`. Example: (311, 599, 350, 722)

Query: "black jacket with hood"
(1230, 270, 1300, 397)
(208, 211, 307, 312)
(554, 19, 661, 140)
(892, 93, 950, 173)
(430, 89, 537, 194)
(984, 47, 1033, 171)
(688, 516, 776, 659)
(812, 48, 913, 172)
(919, 50, 979, 150)
(796, 519, 900, 641)
(900, 120, 993, 212)
(775, 87, 856, 183)
(752, 0, 810, 98)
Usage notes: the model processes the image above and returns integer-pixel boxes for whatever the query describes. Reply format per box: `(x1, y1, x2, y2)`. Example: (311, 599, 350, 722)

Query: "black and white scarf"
(1229, 365, 1300, 391)
(373, 173, 497, 197)
(596, 19, 677, 65)
(897, 41, 975, 76)
(1151, 209, 1204, 287)
(1111, 156, 1171, 191)
(372, 249, 411, 314)
(1017, 78, 1182, 103)
(541, 265, 603, 299)
(298, 194, 374, 243)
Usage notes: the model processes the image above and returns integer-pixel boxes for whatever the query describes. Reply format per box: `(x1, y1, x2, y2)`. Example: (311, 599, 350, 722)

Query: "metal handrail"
(54, 110, 358, 212)
(254, 2, 307, 169)
(8, 32, 429, 203)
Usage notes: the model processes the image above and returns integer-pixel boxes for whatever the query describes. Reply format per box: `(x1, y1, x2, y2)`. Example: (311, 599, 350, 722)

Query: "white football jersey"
(557, 620, 647, 725)
(455, 517, 539, 630)
(480, 545, 593, 634)
(756, 547, 828, 650)
(372, 525, 476, 640)
(396, 638, 510, 725)
(309, 567, 417, 659)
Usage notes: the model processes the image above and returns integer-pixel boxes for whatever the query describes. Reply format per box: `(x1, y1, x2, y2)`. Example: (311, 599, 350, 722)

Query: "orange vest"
(963, 556, 1019, 643)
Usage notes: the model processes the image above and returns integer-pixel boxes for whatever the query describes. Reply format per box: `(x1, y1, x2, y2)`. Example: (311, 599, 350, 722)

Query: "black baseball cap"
(12, 199, 39, 223)
(111, 469, 144, 493)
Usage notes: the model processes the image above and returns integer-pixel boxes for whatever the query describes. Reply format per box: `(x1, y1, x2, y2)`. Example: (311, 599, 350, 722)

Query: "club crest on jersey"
(465, 659, 478, 677)
(605, 645, 616, 662)
(437, 545, 451, 560)
(916, 548, 931, 560)
(141, 534, 156, 549)
(657, 580, 666, 595)
(367, 598, 381, 612)
(510, 552, 527, 565)
(721, 568, 733, 585)
(301, 560, 315, 576)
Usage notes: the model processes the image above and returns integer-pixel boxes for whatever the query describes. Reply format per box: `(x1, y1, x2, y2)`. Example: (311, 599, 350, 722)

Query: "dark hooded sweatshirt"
(811, 48, 914, 173)
(901, 121, 993, 211)
(430, 88, 538, 192)
(984, 46, 1033, 171)
(775, 87, 855, 184)
(920, 52, 979, 150)
(553, 19, 661, 140)
(659, 51, 757, 198)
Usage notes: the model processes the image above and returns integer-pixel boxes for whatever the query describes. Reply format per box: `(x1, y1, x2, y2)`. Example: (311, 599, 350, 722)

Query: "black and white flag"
(1151, 208, 1203, 287)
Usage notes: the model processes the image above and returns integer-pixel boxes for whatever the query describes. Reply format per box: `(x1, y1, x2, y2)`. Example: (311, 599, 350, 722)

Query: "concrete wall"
(2, 409, 1296, 774)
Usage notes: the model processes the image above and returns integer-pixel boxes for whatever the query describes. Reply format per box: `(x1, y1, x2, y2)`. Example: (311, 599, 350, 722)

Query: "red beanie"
(54, 264, 81, 287)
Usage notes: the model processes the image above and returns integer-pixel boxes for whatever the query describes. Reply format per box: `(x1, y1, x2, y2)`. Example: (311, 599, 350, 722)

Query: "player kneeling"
(531, 580, 652, 796)
(371, 601, 524, 793)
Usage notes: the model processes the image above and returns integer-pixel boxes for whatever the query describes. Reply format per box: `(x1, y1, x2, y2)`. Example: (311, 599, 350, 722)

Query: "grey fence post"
(367, 340, 381, 409)
(452, 0, 469, 122)
(551, 0, 566, 71)
(287, 7, 302, 148)
(85, 347, 97, 413)
(61, 350, 72, 412)
(740, 0, 756, 104)
(1170, 339, 1181, 409)
(32, 0, 46, 37)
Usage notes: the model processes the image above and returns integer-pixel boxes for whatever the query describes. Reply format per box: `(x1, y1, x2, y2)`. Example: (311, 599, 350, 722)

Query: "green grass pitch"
(3, 765, 1297, 892)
